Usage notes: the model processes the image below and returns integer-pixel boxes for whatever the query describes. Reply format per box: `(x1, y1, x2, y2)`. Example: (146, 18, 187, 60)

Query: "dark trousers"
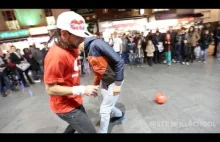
(32, 70, 40, 80)
(17, 68, 33, 85)
(80, 59, 85, 74)
(57, 105, 96, 133)
(176, 44, 183, 62)
(213, 40, 218, 56)
(147, 57, 153, 66)
(143, 49, 147, 63)
(121, 52, 128, 64)
(153, 51, 161, 63)
(0, 72, 12, 94)
(186, 46, 195, 63)
(171, 44, 176, 60)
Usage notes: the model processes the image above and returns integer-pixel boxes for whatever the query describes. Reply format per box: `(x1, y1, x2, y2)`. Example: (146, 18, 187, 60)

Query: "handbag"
(16, 61, 31, 71)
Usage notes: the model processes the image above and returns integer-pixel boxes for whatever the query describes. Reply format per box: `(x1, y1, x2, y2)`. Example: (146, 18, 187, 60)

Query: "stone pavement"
(0, 57, 220, 133)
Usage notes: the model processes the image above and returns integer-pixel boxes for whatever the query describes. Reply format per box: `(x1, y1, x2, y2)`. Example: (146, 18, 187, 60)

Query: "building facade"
(0, 9, 70, 32)
(194, 9, 220, 23)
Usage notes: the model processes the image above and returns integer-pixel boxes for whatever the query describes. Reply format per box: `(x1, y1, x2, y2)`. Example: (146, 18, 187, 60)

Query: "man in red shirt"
(44, 11, 98, 133)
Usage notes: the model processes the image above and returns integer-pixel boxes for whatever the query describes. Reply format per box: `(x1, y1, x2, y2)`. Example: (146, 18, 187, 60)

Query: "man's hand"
(113, 85, 121, 96)
(84, 85, 99, 97)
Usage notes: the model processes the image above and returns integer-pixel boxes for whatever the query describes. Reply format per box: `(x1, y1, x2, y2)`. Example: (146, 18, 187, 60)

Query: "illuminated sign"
(0, 29, 29, 40)
(27, 36, 50, 44)
(99, 18, 148, 32)
(153, 9, 169, 13)
(29, 26, 49, 35)
(47, 25, 57, 30)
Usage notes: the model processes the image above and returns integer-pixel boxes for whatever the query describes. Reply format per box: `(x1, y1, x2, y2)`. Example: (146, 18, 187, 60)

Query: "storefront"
(146, 19, 179, 33)
(148, 13, 203, 33)
(0, 29, 30, 52)
(28, 26, 50, 49)
(98, 18, 148, 42)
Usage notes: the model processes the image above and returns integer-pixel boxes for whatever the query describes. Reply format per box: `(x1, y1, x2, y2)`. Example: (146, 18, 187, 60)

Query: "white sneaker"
(186, 62, 189, 65)
(172, 59, 176, 63)
(34, 80, 41, 83)
(198, 60, 202, 62)
(163, 60, 166, 64)
(182, 62, 185, 65)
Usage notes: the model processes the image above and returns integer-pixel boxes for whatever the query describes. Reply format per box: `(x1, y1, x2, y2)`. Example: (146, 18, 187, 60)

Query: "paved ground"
(0, 56, 220, 133)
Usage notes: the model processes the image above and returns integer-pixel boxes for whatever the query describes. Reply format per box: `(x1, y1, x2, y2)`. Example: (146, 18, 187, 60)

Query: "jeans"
(136, 57, 143, 65)
(176, 44, 183, 62)
(128, 53, 135, 65)
(56, 105, 96, 133)
(0, 72, 12, 94)
(200, 49, 208, 61)
(121, 52, 128, 64)
(99, 81, 123, 133)
(165, 51, 171, 65)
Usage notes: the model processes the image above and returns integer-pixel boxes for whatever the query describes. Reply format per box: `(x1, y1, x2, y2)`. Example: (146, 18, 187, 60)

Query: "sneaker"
(34, 79, 41, 83)
(163, 60, 166, 64)
(182, 62, 185, 65)
(172, 59, 176, 63)
(186, 62, 189, 65)
(198, 60, 202, 63)
(2, 90, 10, 97)
(110, 112, 125, 123)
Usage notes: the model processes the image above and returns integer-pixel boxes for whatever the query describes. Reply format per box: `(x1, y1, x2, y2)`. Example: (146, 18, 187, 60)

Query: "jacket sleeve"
(196, 32, 200, 42)
(152, 45, 155, 52)
(94, 39, 124, 85)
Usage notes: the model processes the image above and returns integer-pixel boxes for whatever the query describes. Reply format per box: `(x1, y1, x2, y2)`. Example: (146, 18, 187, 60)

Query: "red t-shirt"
(44, 44, 82, 114)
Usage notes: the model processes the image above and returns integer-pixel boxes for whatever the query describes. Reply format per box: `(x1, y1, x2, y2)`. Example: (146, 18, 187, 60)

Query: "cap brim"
(69, 30, 93, 38)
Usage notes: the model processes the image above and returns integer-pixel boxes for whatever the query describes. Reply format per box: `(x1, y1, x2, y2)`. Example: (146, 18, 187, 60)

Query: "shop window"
(2, 10, 16, 21)
(44, 9, 53, 17)
(2, 10, 20, 30)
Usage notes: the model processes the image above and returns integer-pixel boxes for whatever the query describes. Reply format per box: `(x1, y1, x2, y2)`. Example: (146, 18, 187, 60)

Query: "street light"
(140, 9, 145, 15)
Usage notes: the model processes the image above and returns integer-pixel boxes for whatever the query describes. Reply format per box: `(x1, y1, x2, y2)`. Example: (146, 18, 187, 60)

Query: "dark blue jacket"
(84, 37, 124, 85)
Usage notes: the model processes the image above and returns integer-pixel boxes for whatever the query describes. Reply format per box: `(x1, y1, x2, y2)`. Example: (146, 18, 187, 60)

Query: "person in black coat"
(23, 48, 41, 81)
(199, 30, 212, 62)
(152, 30, 164, 64)
(9, 46, 34, 87)
(0, 49, 13, 97)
